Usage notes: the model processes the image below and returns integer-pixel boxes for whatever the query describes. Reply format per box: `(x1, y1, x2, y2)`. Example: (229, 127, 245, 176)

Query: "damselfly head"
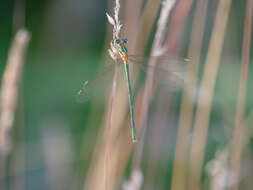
(114, 38, 128, 45)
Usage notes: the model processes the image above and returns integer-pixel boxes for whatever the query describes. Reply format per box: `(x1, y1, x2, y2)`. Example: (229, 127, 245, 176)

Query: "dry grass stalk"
(142, 91, 172, 190)
(142, 0, 194, 188)
(164, 0, 194, 55)
(133, 0, 177, 172)
(171, 0, 208, 189)
(78, 0, 123, 171)
(104, 0, 122, 188)
(123, 0, 143, 51)
(188, 0, 232, 189)
(84, 124, 133, 190)
(229, 0, 253, 189)
(103, 65, 120, 190)
(0, 29, 30, 154)
(0, 29, 30, 189)
(83, 0, 143, 189)
(117, 0, 161, 188)
(134, 0, 161, 54)
(83, 5, 157, 185)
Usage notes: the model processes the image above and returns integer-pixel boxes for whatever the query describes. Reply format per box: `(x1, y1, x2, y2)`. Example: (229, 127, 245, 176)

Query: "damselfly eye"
(122, 38, 128, 43)
(115, 39, 121, 44)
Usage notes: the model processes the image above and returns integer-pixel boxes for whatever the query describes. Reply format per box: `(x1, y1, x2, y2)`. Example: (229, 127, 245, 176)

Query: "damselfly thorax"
(113, 38, 129, 64)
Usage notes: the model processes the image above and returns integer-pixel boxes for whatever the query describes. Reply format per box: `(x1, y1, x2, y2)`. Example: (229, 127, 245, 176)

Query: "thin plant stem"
(142, 89, 172, 190)
(78, 2, 122, 180)
(0, 29, 30, 153)
(83, 0, 139, 189)
(0, 29, 30, 189)
(103, 0, 123, 188)
(123, 0, 143, 51)
(133, 0, 177, 171)
(124, 63, 137, 142)
(171, 0, 208, 189)
(143, 0, 194, 188)
(188, 0, 232, 189)
(164, 0, 194, 55)
(104, 63, 120, 190)
(123, 0, 160, 188)
(134, 0, 161, 54)
(229, 0, 253, 189)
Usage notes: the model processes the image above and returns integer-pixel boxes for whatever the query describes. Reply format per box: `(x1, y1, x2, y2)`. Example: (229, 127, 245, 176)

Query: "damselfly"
(77, 38, 189, 142)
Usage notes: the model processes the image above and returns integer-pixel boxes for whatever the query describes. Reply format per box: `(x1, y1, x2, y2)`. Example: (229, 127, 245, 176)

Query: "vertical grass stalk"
(0, 29, 30, 153)
(229, 0, 253, 189)
(0, 29, 30, 189)
(133, 0, 177, 172)
(188, 0, 232, 189)
(171, 0, 208, 189)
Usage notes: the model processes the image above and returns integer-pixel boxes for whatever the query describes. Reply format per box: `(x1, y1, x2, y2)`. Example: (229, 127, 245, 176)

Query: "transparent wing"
(77, 55, 189, 103)
(128, 54, 190, 67)
(76, 64, 117, 103)
(128, 55, 189, 92)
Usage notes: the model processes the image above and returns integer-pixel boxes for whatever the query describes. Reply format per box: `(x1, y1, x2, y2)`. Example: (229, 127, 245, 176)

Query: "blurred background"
(0, 0, 253, 189)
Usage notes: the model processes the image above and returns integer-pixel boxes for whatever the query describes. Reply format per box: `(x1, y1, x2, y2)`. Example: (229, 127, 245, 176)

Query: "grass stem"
(229, 0, 253, 189)
(171, 0, 208, 189)
(188, 0, 232, 189)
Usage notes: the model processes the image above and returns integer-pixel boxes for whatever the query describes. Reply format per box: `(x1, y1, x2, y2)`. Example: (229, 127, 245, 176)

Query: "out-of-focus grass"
(1, 0, 253, 189)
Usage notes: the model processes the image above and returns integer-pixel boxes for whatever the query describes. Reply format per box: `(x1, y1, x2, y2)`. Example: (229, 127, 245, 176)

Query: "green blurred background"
(1, 0, 253, 189)
(1, 0, 109, 189)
